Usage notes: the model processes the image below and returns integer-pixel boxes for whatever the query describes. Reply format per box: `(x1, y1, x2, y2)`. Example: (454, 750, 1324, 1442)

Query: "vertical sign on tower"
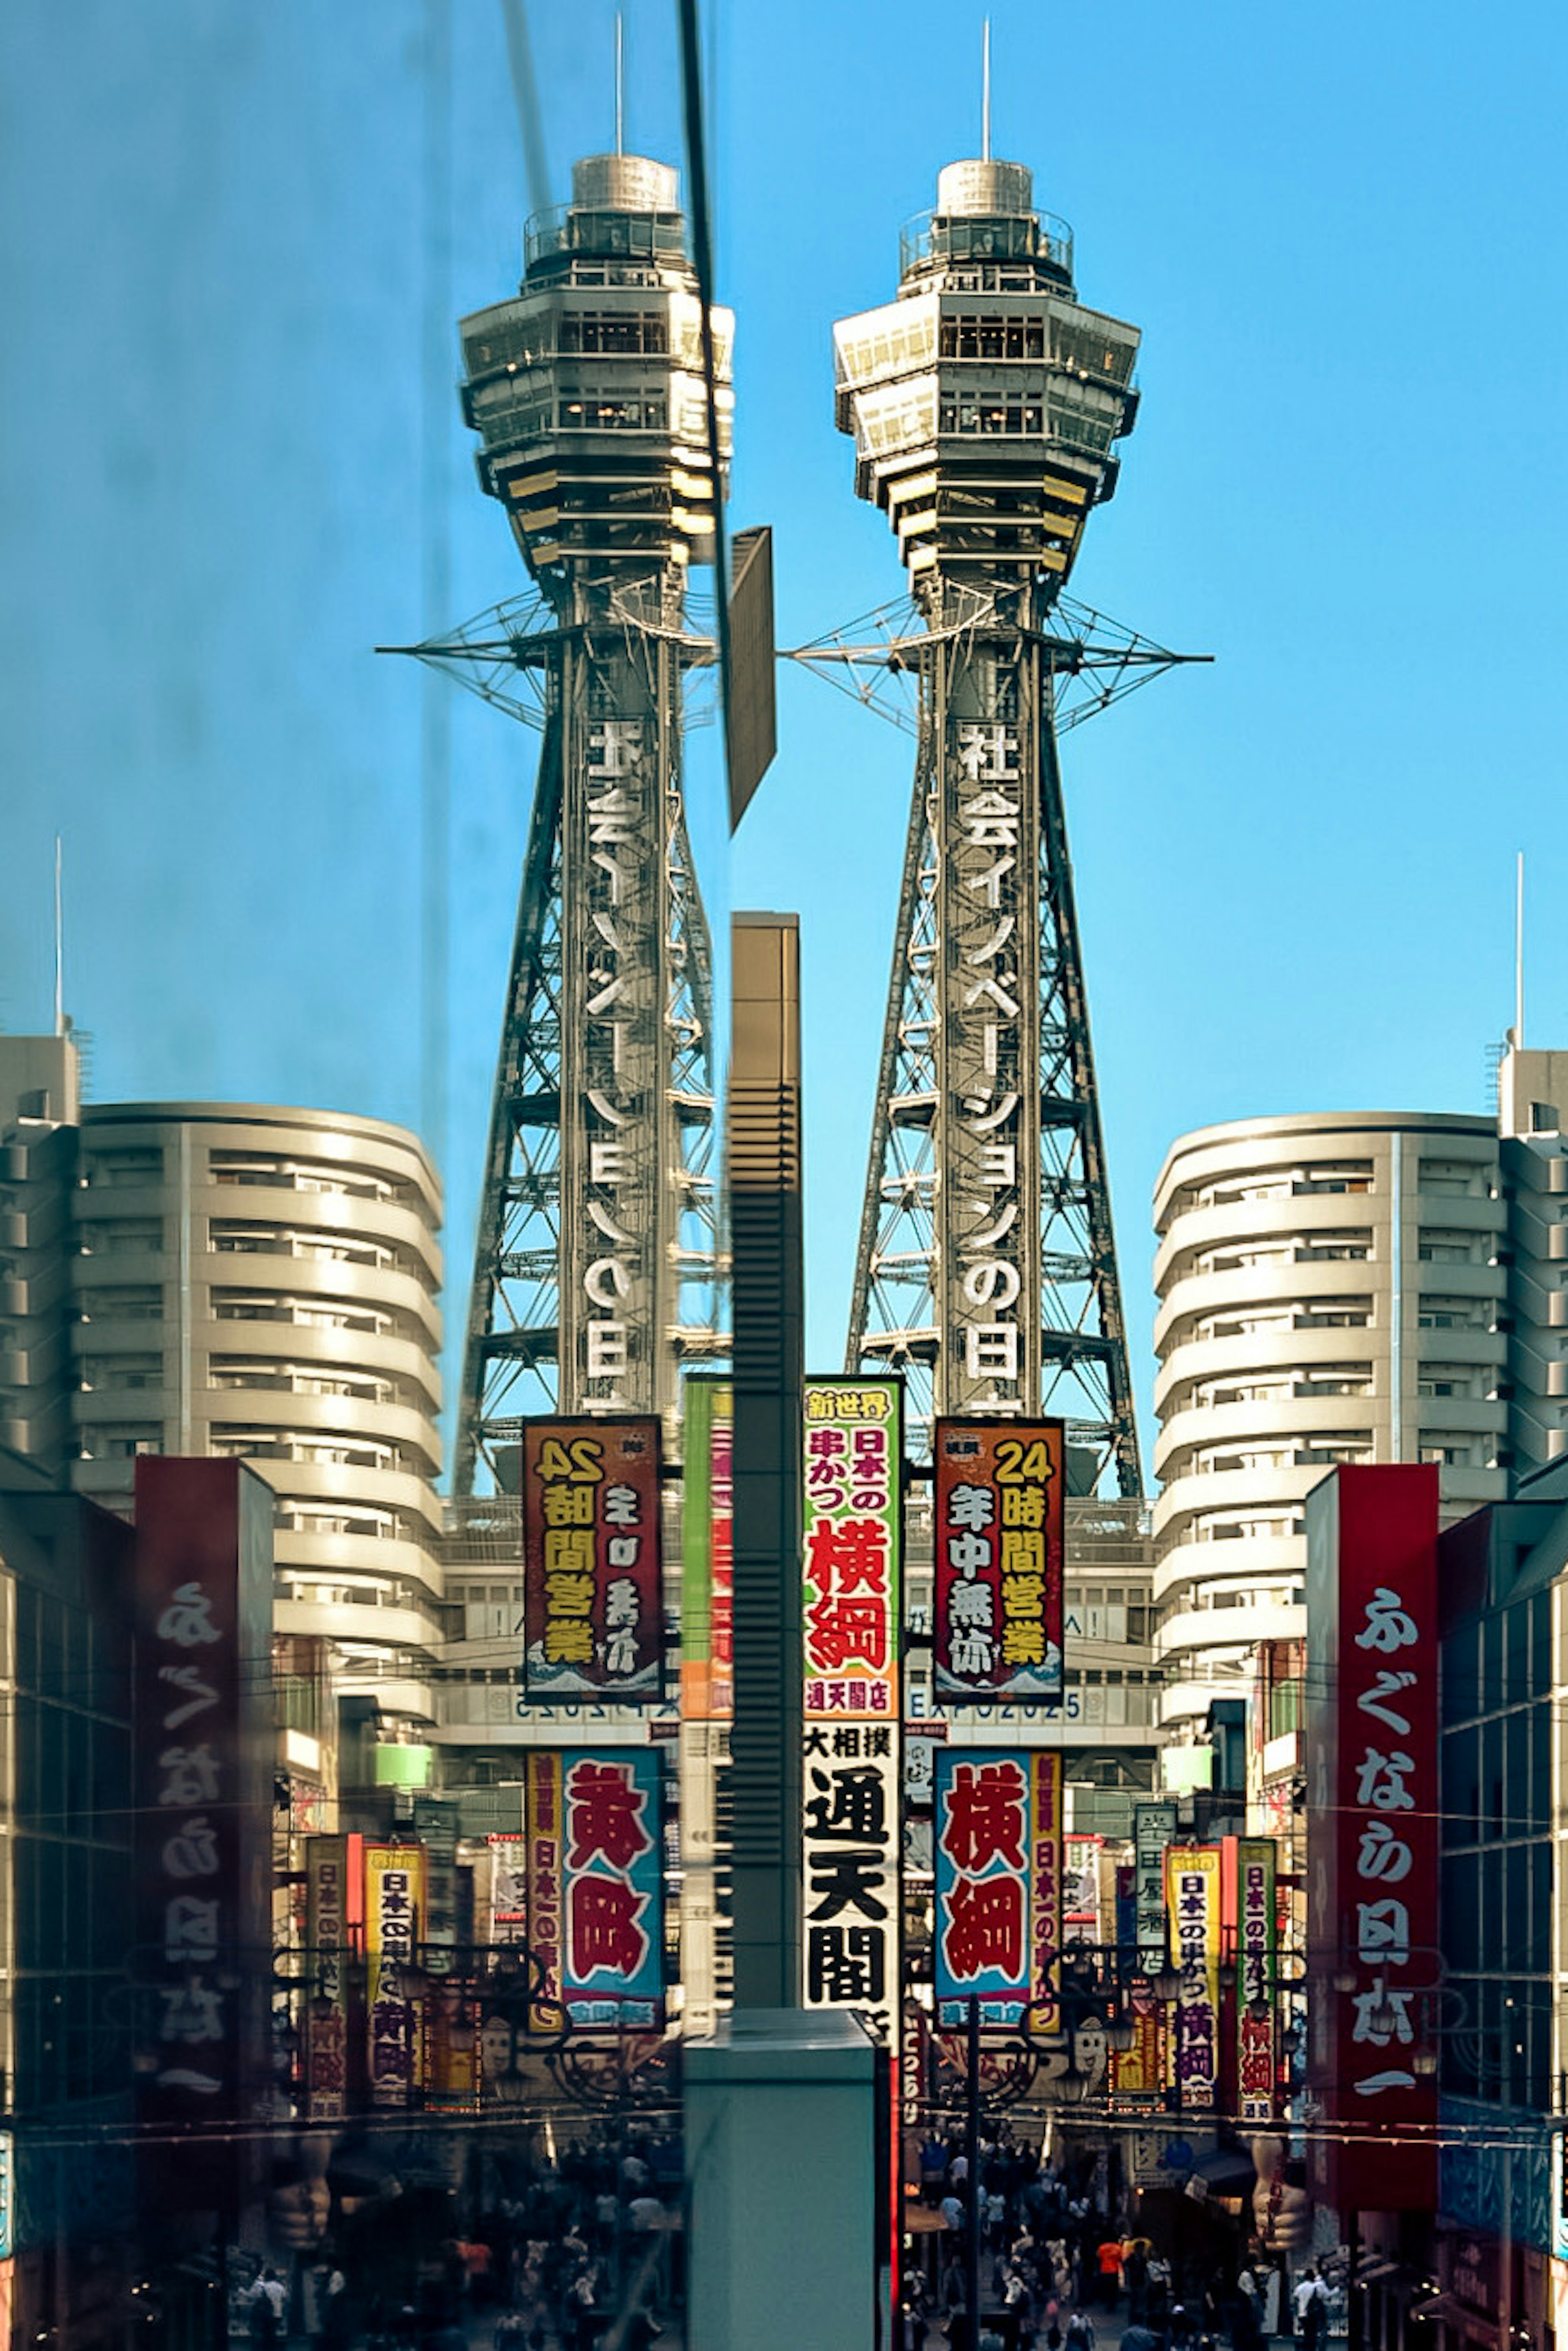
(940, 708, 1040, 1420)
(933, 1419, 1064, 1701)
(1304, 1465, 1439, 2211)
(521, 1418, 664, 1699)
(572, 705, 662, 1407)
(800, 1378, 902, 2051)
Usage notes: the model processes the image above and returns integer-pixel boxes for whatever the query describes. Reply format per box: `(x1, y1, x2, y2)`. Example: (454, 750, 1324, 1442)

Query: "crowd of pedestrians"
(906, 2129, 1332, 2351)
(252, 2130, 683, 2351)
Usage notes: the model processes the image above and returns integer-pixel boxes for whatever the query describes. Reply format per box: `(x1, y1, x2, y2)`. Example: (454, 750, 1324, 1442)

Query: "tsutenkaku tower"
(836, 156, 1144, 1492)
(450, 154, 731, 1492)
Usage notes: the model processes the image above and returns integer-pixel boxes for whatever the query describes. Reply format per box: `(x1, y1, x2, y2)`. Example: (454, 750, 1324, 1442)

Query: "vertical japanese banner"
(364, 1845, 426, 2109)
(1234, 1836, 1277, 2125)
(526, 1750, 565, 2000)
(801, 1377, 903, 2313)
(1029, 1752, 1064, 2037)
(1304, 1465, 1439, 2211)
(800, 1378, 902, 2047)
(1065, 1834, 1105, 1939)
(305, 1836, 349, 2123)
(1109, 1991, 1164, 2100)
(559, 1750, 664, 2028)
(488, 1833, 530, 1946)
(131, 1459, 274, 2220)
(521, 1418, 663, 1699)
(1134, 1800, 1178, 1974)
(933, 1420, 1064, 1702)
(1165, 1845, 1221, 2109)
(680, 1376, 733, 2036)
(934, 1751, 1032, 2027)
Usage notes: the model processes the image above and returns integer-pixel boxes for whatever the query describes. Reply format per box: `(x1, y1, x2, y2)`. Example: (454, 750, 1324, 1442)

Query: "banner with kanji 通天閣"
(933, 1420, 1064, 1703)
(801, 1378, 902, 2055)
(932, 1748, 1062, 2030)
(521, 1419, 663, 1700)
(540, 1750, 664, 2028)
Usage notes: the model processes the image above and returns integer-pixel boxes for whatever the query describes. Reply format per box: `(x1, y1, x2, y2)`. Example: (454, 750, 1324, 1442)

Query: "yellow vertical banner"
(364, 1844, 426, 2110)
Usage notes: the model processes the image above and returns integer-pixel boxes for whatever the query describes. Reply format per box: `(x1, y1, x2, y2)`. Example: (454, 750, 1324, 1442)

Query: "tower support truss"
(846, 599, 1147, 1491)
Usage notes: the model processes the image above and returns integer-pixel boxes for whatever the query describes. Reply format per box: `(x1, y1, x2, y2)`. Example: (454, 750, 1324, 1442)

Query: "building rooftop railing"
(900, 207, 1074, 285)
(524, 204, 689, 274)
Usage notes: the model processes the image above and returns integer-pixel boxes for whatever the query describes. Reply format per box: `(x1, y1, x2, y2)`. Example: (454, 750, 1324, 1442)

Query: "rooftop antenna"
(53, 834, 64, 1036)
(1514, 849, 1525, 1048)
(615, 11, 624, 154)
(981, 18, 992, 160)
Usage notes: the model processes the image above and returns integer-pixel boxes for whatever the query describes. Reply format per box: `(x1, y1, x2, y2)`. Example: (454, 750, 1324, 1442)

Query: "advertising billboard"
(531, 1751, 665, 2028)
(933, 1748, 1062, 2031)
(933, 1420, 1064, 1703)
(1165, 1843, 1221, 2110)
(1305, 1466, 1440, 2211)
(131, 1459, 274, 2217)
(365, 1843, 426, 2109)
(801, 1378, 902, 2056)
(521, 1418, 664, 1699)
(1234, 1835, 1277, 2125)
(305, 1835, 351, 2122)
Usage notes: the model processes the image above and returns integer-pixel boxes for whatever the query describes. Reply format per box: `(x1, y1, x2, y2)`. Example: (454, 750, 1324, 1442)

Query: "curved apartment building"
(66, 1102, 444, 1718)
(1152, 1111, 1508, 1733)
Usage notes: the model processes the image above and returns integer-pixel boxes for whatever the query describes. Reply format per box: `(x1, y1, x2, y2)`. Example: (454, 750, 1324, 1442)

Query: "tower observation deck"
(836, 156, 1145, 1492)
(450, 154, 732, 1492)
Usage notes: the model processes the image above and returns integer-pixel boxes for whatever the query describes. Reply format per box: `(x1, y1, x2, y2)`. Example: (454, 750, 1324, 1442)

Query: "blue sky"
(2, 2, 1565, 1465)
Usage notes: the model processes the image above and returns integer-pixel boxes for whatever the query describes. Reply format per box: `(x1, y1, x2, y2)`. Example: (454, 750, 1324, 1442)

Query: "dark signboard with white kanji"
(521, 1419, 663, 1700)
(131, 1458, 274, 2219)
(933, 1420, 1063, 1702)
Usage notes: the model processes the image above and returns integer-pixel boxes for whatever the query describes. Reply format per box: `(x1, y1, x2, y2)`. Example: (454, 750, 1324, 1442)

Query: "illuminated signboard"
(801, 1378, 902, 2055)
(933, 1420, 1063, 1702)
(521, 1418, 663, 1699)
(934, 1747, 1062, 2032)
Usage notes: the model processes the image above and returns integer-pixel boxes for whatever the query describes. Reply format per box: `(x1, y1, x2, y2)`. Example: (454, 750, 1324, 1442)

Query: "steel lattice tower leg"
(846, 597, 1141, 1492)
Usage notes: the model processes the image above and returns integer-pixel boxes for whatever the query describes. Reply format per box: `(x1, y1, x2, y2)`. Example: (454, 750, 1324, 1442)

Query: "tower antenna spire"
(1515, 849, 1525, 1046)
(53, 834, 64, 1036)
(615, 11, 624, 154)
(981, 18, 991, 161)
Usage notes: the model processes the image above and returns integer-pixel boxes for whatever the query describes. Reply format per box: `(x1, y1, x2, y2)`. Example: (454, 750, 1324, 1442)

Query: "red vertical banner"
(131, 1459, 274, 2220)
(1304, 1465, 1439, 2211)
(933, 1420, 1064, 1702)
(1234, 1837, 1277, 2125)
(521, 1419, 664, 1699)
